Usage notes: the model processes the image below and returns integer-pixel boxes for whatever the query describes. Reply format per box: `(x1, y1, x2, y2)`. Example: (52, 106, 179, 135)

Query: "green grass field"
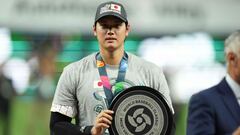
(0, 98, 51, 135)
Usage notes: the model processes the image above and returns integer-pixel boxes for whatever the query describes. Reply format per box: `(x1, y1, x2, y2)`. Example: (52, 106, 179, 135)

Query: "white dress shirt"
(226, 74, 240, 105)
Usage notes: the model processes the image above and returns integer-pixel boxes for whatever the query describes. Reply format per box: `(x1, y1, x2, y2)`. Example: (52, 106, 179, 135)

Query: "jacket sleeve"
(50, 112, 93, 135)
(187, 93, 216, 135)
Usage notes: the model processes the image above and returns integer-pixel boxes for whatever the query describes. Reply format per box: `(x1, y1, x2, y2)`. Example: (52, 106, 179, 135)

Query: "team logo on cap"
(100, 4, 121, 14)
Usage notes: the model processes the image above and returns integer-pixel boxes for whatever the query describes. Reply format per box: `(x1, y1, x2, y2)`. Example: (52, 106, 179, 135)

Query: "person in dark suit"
(187, 30, 240, 135)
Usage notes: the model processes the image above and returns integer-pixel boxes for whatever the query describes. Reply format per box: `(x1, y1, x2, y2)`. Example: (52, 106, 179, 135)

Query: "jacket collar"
(218, 78, 240, 124)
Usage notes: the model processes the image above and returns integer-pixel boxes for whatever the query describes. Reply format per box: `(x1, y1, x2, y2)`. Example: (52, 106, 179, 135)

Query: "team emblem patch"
(100, 4, 121, 14)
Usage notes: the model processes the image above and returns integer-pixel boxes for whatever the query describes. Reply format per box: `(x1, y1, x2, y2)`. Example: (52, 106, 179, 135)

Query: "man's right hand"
(91, 110, 114, 135)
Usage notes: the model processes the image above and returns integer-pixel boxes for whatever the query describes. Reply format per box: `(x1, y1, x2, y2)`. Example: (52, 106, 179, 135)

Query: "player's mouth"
(105, 37, 117, 43)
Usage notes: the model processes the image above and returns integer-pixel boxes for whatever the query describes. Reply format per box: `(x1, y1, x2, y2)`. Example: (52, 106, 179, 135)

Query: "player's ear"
(227, 52, 237, 67)
(125, 24, 130, 37)
(93, 24, 97, 36)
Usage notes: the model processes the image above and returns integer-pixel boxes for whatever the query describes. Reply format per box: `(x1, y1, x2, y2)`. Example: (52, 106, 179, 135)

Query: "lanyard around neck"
(96, 52, 128, 107)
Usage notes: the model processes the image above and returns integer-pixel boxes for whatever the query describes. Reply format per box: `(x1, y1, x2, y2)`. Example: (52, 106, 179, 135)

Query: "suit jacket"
(187, 78, 240, 135)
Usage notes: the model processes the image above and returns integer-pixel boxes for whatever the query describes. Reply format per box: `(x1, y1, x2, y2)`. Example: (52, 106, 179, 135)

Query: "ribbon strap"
(96, 52, 128, 107)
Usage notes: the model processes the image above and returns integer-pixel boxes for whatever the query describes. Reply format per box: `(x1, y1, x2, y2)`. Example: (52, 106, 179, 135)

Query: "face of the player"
(93, 16, 130, 53)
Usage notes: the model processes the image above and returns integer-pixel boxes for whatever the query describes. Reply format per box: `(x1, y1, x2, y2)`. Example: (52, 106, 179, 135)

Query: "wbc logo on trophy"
(126, 107, 153, 134)
(109, 86, 173, 135)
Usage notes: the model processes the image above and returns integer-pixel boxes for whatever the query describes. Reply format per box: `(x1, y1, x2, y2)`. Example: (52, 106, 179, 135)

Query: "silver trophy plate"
(109, 86, 173, 135)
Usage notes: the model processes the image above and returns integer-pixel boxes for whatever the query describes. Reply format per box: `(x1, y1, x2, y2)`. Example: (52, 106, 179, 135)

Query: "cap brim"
(95, 12, 127, 23)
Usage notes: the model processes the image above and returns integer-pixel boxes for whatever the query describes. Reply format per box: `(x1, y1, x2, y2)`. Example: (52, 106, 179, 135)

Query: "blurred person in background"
(26, 34, 62, 135)
(0, 27, 15, 135)
(28, 34, 62, 101)
(50, 1, 174, 135)
(187, 30, 240, 135)
(0, 62, 16, 135)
